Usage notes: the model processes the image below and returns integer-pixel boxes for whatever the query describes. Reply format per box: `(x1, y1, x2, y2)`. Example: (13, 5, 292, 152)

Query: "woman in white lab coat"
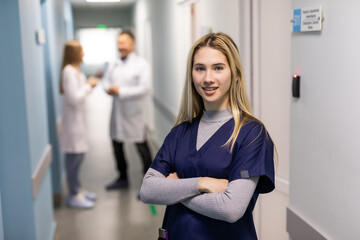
(60, 40, 98, 209)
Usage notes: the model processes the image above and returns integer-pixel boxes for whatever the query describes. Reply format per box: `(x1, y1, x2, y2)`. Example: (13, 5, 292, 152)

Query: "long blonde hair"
(175, 32, 266, 152)
(59, 40, 83, 94)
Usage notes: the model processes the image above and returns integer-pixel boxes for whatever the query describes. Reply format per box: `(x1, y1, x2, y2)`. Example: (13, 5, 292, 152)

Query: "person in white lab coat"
(102, 30, 152, 191)
(60, 40, 98, 209)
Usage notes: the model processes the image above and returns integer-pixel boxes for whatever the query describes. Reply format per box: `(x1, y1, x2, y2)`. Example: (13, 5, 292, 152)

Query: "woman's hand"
(167, 172, 179, 179)
(87, 76, 98, 88)
(198, 177, 229, 193)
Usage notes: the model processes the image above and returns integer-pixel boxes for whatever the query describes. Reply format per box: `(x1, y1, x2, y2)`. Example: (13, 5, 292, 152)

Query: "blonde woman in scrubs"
(140, 33, 276, 240)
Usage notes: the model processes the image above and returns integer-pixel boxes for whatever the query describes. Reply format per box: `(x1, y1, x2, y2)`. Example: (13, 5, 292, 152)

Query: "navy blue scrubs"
(151, 118, 275, 240)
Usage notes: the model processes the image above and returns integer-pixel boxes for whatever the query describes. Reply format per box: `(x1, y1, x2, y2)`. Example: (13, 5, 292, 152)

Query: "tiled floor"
(54, 86, 165, 240)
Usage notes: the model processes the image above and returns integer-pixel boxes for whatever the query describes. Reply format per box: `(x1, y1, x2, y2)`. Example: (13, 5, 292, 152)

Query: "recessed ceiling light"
(86, 0, 121, 2)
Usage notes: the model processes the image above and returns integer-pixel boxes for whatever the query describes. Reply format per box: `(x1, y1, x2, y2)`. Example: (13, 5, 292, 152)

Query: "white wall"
(199, 0, 241, 48)
(134, 0, 191, 143)
(290, 1, 360, 239)
(260, 0, 291, 182)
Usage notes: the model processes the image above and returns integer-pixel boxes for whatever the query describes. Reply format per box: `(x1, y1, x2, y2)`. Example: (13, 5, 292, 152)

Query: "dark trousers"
(112, 140, 152, 180)
(65, 153, 84, 196)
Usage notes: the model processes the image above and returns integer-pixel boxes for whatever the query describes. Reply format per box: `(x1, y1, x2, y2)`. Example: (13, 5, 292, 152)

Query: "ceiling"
(70, 0, 136, 9)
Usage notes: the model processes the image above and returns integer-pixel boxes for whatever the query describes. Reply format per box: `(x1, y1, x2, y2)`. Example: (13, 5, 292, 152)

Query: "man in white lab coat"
(102, 30, 152, 191)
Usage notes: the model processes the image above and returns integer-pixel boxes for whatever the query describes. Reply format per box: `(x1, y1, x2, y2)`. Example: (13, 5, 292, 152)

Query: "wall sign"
(293, 5, 323, 32)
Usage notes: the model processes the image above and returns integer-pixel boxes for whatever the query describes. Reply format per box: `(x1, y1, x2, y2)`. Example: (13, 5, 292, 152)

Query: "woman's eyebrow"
(193, 63, 226, 66)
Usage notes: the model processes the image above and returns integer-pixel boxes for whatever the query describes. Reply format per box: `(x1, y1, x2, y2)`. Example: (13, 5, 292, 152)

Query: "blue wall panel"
(42, 0, 63, 195)
(0, 0, 59, 239)
(0, 192, 4, 240)
(18, 0, 49, 174)
(34, 172, 56, 240)
(18, 0, 56, 239)
(0, 0, 37, 239)
(43, 0, 73, 195)
(0, 0, 72, 238)
(64, 0, 75, 42)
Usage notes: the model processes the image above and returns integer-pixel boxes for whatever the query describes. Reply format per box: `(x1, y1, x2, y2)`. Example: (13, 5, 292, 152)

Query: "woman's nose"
(204, 70, 214, 84)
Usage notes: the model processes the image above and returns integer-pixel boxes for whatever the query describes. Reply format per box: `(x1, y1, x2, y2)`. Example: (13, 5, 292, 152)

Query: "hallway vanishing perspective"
(54, 86, 165, 240)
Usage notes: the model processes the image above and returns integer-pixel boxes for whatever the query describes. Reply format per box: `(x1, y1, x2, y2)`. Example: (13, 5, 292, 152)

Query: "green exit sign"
(97, 25, 107, 29)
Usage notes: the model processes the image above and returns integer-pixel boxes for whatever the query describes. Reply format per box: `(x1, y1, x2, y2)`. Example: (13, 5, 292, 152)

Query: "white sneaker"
(79, 189, 97, 201)
(67, 193, 95, 209)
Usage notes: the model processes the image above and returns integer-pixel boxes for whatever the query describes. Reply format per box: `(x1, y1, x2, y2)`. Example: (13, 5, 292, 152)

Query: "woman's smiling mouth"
(203, 87, 218, 92)
(203, 87, 218, 95)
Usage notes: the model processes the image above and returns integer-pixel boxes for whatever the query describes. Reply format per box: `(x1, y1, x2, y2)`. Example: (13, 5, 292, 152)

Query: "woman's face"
(192, 47, 231, 111)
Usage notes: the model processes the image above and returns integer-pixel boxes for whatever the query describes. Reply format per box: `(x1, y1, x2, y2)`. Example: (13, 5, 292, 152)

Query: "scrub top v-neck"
(151, 117, 275, 240)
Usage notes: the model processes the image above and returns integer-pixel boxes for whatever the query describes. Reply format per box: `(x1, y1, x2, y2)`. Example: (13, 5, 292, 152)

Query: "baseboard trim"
(49, 221, 57, 240)
(53, 193, 62, 208)
(287, 207, 328, 240)
(32, 145, 52, 199)
(275, 175, 289, 195)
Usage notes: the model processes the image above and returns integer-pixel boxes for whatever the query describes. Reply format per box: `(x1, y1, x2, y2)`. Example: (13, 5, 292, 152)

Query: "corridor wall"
(42, 0, 73, 201)
(254, 0, 291, 239)
(134, 0, 188, 144)
(0, 0, 61, 239)
(64, 0, 75, 40)
(0, 192, 3, 240)
(0, 1, 38, 238)
(199, 0, 241, 48)
(289, 1, 360, 239)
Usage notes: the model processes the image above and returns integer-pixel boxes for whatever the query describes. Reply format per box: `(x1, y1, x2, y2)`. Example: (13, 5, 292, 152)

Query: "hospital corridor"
(1, 0, 360, 240)
(53, 86, 165, 239)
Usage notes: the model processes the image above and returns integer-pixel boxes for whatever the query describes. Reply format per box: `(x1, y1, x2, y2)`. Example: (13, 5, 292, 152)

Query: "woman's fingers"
(87, 76, 99, 88)
(198, 177, 229, 193)
(167, 172, 179, 179)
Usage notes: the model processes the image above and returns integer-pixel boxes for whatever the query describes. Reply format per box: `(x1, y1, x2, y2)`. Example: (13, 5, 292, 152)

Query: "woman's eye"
(215, 66, 223, 71)
(195, 67, 205, 71)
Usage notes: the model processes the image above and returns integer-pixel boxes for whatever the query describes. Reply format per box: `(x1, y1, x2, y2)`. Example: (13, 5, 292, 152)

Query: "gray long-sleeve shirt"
(140, 109, 259, 223)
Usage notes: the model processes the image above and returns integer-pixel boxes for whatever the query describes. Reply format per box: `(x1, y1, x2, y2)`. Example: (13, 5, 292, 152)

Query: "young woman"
(60, 40, 98, 209)
(140, 33, 275, 239)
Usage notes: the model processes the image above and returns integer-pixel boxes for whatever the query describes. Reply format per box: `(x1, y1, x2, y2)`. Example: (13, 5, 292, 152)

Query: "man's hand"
(107, 85, 120, 95)
(197, 177, 229, 193)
